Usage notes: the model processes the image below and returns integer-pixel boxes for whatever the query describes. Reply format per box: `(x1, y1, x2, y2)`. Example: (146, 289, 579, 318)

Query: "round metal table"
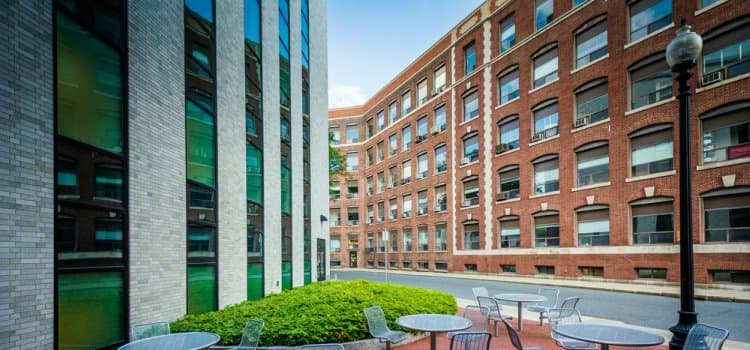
(117, 332, 220, 350)
(396, 314, 472, 350)
(552, 323, 665, 350)
(494, 293, 546, 331)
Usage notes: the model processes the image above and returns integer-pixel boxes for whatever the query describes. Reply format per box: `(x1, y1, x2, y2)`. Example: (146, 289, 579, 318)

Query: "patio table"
(494, 293, 546, 331)
(396, 314, 472, 350)
(117, 332, 220, 350)
(552, 323, 665, 350)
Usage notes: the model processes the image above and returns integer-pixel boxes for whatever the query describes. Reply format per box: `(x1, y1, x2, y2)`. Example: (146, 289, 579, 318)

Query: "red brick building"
(328, 0, 750, 286)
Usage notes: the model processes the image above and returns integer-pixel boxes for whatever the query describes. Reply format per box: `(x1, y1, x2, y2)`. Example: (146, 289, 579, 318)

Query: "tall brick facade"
(329, 0, 750, 286)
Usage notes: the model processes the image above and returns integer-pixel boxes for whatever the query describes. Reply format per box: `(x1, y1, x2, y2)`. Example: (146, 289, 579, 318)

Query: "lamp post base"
(669, 310, 698, 350)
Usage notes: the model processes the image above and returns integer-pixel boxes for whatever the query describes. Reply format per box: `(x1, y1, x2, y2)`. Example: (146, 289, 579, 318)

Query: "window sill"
(571, 118, 609, 133)
(625, 170, 676, 183)
(494, 147, 520, 158)
(459, 116, 480, 126)
(696, 157, 750, 171)
(528, 78, 559, 94)
(570, 54, 609, 75)
(696, 72, 750, 94)
(460, 205, 480, 210)
(434, 170, 448, 175)
(459, 160, 480, 168)
(529, 191, 560, 199)
(695, 0, 728, 16)
(625, 97, 675, 116)
(496, 197, 521, 204)
(529, 133, 560, 147)
(571, 181, 611, 192)
(495, 97, 520, 109)
(624, 22, 674, 50)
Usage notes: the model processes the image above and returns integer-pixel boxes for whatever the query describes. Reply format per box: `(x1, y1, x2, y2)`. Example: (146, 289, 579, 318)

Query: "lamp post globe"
(666, 20, 703, 350)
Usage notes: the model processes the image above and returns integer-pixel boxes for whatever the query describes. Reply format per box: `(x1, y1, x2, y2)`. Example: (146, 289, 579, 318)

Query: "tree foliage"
(329, 132, 347, 185)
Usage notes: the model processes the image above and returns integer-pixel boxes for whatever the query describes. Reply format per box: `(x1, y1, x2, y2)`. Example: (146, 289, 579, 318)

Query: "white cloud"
(329, 83, 367, 108)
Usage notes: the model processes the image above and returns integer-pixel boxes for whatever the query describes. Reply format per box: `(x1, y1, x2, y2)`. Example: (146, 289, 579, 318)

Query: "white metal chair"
(548, 308, 597, 350)
(364, 305, 407, 350)
(130, 321, 170, 341)
(526, 287, 559, 325)
(684, 323, 730, 350)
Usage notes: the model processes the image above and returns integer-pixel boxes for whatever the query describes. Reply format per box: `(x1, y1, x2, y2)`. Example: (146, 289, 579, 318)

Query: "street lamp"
(665, 20, 703, 350)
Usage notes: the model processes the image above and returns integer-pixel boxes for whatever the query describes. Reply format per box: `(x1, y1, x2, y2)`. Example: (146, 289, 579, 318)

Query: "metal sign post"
(383, 229, 388, 284)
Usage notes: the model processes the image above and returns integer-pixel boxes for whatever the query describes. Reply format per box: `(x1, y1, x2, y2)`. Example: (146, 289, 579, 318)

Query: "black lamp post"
(665, 20, 703, 350)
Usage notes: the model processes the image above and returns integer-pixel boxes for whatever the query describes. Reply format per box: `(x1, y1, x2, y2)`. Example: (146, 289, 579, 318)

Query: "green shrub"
(170, 280, 457, 346)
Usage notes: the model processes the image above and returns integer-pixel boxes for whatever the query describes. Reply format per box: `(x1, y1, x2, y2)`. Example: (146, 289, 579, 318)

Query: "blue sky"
(328, 0, 484, 108)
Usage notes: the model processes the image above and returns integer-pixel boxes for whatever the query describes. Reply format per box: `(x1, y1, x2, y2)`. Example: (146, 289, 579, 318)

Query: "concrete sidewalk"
(332, 268, 750, 303)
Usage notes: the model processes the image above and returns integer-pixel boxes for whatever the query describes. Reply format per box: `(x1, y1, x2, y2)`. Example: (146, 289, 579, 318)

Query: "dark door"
(349, 251, 358, 268)
(317, 238, 326, 281)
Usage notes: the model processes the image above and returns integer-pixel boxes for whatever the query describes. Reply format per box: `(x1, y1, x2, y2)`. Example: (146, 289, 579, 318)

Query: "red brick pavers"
(395, 309, 667, 350)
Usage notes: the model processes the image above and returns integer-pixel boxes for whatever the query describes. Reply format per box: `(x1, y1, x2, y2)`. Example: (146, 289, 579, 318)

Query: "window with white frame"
(417, 79, 428, 106)
(534, 211, 560, 247)
(403, 228, 412, 251)
(498, 116, 519, 151)
(464, 222, 480, 250)
(629, 0, 671, 42)
(532, 101, 559, 141)
(346, 152, 358, 171)
(576, 20, 608, 68)
(463, 91, 479, 122)
(701, 103, 750, 164)
(499, 216, 520, 248)
(402, 124, 412, 150)
(577, 206, 610, 246)
(434, 105, 446, 132)
(417, 116, 428, 139)
(462, 134, 479, 164)
(533, 155, 559, 194)
(376, 172, 384, 193)
(389, 101, 398, 124)
(631, 198, 674, 244)
(535, 0, 554, 31)
(417, 153, 428, 179)
(388, 166, 397, 188)
(465, 42, 476, 75)
(575, 79, 609, 127)
(462, 177, 479, 207)
(703, 189, 750, 243)
(402, 194, 412, 217)
(533, 46, 558, 88)
(434, 185, 447, 212)
(389, 199, 398, 220)
(402, 91, 411, 115)
(376, 141, 384, 162)
(435, 145, 447, 173)
(330, 236, 341, 252)
(702, 19, 750, 85)
(499, 67, 519, 105)
(435, 223, 447, 251)
(377, 201, 385, 222)
(576, 141, 609, 187)
(498, 165, 520, 201)
(417, 190, 428, 215)
(346, 125, 358, 144)
(329, 126, 340, 145)
(630, 54, 672, 110)
(377, 110, 385, 130)
(500, 14, 516, 53)
(418, 226, 429, 251)
(389, 133, 398, 156)
(630, 124, 673, 177)
(402, 159, 412, 183)
(434, 65, 446, 93)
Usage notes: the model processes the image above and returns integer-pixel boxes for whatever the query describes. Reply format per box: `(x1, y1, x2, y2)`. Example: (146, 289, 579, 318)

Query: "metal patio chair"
(130, 321, 170, 341)
(448, 305, 489, 339)
(548, 308, 597, 350)
(476, 296, 511, 336)
(233, 319, 265, 350)
(502, 318, 542, 350)
(526, 287, 559, 325)
(450, 332, 492, 350)
(684, 323, 730, 350)
(364, 305, 407, 350)
(559, 296, 580, 310)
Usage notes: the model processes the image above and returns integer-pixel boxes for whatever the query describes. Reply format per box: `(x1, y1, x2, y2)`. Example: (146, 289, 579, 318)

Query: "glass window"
(532, 102, 559, 141)
(702, 108, 750, 163)
(390, 199, 398, 219)
(534, 213, 560, 247)
(435, 224, 447, 251)
(630, 127, 673, 176)
(330, 182, 340, 200)
(499, 68, 519, 105)
(389, 102, 398, 124)
(94, 164, 122, 202)
(417, 191, 428, 215)
(346, 125, 358, 144)
(330, 236, 341, 252)
(533, 47, 558, 88)
(630, 57, 672, 109)
(188, 225, 216, 258)
(434, 105, 447, 132)
(630, 0, 671, 42)
(574, 0, 588, 6)
(246, 144, 263, 204)
(636, 268, 667, 279)
(403, 228, 412, 251)
(500, 15, 516, 53)
(377, 110, 385, 130)
(347, 207, 359, 225)
(418, 227, 429, 251)
(498, 166, 520, 200)
(465, 42, 476, 75)
(417, 153, 428, 178)
(577, 208, 610, 246)
(187, 265, 216, 314)
(403, 194, 412, 216)
(535, 0, 554, 31)
(56, 13, 123, 155)
(281, 160, 291, 215)
(576, 20, 608, 68)
(402, 91, 411, 115)
(56, 156, 78, 198)
(417, 117, 428, 139)
(463, 178, 479, 207)
(389, 134, 398, 156)
(329, 127, 340, 145)
(435, 186, 447, 212)
(499, 117, 520, 151)
(390, 230, 398, 252)
(389, 166, 398, 187)
(575, 80, 609, 126)
(703, 21, 750, 82)
(710, 270, 750, 284)
(377, 202, 385, 221)
(463, 134, 479, 163)
(534, 156, 559, 194)
(402, 125, 411, 150)
(701, 0, 719, 8)
(576, 143, 609, 187)
(435, 145, 447, 173)
(463, 91, 479, 122)
(434, 65, 446, 93)
(376, 141, 384, 162)
(347, 180, 359, 198)
(632, 200, 674, 244)
(500, 217, 520, 248)
(186, 99, 216, 187)
(704, 192, 750, 242)
(402, 160, 412, 182)
(330, 208, 340, 226)
(376, 173, 384, 192)
(377, 231, 386, 252)
(57, 272, 124, 348)
(464, 222, 480, 250)
(417, 80, 428, 105)
(346, 152, 359, 172)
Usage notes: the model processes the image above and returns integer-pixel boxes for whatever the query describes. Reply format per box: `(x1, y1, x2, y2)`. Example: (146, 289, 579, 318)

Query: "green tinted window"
(281, 164, 291, 214)
(247, 144, 263, 204)
(282, 261, 292, 290)
(304, 260, 311, 285)
(186, 100, 216, 187)
(187, 265, 216, 314)
(247, 262, 264, 301)
(58, 272, 124, 350)
(56, 13, 123, 154)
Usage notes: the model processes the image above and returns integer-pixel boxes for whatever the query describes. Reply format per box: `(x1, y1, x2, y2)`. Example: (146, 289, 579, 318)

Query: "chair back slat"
(239, 319, 265, 348)
(131, 321, 170, 341)
(535, 288, 559, 308)
(684, 323, 730, 350)
(450, 332, 492, 350)
(364, 305, 390, 338)
(502, 318, 524, 350)
(559, 297, 580, 310)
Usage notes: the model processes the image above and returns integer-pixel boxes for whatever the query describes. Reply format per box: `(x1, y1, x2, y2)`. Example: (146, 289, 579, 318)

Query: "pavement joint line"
(332, 268, 750, 303)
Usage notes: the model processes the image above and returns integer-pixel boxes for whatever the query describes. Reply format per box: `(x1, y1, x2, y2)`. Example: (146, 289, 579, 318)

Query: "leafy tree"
(329, 132, 347, 185)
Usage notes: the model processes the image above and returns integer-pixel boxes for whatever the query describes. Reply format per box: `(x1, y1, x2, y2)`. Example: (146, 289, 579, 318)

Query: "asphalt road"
(334, 270, 750, 342)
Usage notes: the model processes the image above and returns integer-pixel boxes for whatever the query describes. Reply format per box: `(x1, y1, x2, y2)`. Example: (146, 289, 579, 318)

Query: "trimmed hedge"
(170, 280, 457, 346)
